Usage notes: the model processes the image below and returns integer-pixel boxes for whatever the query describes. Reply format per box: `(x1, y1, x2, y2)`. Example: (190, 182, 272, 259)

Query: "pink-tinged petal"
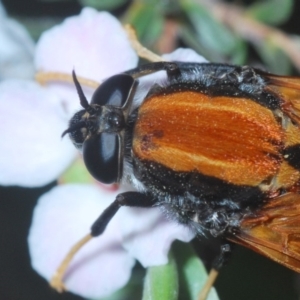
(162, 48, 208, 63)
(0, 80, 76, 187)
(0, 4, 35, 79)
(120, 207, 195, 267)
(45, 81, 95, 118)
(35, 8, 138, 82)
(28, 184, 135, 299)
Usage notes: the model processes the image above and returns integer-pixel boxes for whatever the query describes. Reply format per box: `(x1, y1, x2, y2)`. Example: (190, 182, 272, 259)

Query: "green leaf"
(122, 2, 163, 46)
(173, 241, 219, 300)
(180, 23, 247, 64)
(78, 0, 127, 11)
(181, 0, 240, 56)
(246, 0, 293, 25)
(142, 250, 178, 300)
(230, 39, 248, 65)
(255, 39, 291, 74)
(180, 25, 225, 62)
(60, 158, 94, 183)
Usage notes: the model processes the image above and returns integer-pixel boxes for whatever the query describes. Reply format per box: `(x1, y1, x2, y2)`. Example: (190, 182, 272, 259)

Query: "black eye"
(82, 133, 122, 184)
(91, 74, 135, 108)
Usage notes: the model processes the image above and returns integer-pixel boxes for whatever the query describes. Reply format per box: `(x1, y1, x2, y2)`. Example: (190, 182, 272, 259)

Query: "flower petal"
(35, 8, 138, 81)
(44, 82, 94, 118)
(0, 80, 76, 187)
(28, 184, 135, 299)
(0, 3, 35, 79)
(120, 207, 195, 267)
(162, 48, 208, 63)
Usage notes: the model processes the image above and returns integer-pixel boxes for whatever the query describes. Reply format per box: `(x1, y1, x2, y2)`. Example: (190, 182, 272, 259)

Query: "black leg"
(212, 240, 234, 270)
(198, 240, 234, 299)
(51, 191, 156, 292)
(125, 62, 181, 79)
(91, 192, 156, 237)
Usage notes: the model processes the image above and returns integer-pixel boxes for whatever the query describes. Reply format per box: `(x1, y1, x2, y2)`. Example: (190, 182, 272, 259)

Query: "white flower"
(28, 184, 194, 298)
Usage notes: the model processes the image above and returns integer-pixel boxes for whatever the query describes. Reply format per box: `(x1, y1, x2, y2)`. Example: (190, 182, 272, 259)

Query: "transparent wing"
(264, 72, 300, 125)
(229, 193, 300, 272)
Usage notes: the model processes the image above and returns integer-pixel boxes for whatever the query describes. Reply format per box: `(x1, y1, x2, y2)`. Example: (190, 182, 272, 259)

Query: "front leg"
(91, 191, 156, 236)
(51, 191, 157, 292)
(198, 241, 234, 300)
(212, 240, 234, 270)
(125, 61, 181, 80)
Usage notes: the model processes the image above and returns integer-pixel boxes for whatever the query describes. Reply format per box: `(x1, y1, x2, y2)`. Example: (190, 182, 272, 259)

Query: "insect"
(54, 61, 300, 297)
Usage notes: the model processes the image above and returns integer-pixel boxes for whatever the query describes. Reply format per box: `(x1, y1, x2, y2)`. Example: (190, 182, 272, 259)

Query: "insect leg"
(91, 191, 156, 236)
(198, 241, 233, 300)
(51, 191, 156, 293)
(125, 61, 181, 79)
(212, 240, 233, 270)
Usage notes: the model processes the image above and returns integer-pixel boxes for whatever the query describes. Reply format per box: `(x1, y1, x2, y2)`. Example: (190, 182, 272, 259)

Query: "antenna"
(72, 70, 95, 114)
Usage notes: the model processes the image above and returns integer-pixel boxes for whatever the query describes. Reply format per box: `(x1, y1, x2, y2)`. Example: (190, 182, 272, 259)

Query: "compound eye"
(82, 133, 121, 184)
(91, 74, 135, 108)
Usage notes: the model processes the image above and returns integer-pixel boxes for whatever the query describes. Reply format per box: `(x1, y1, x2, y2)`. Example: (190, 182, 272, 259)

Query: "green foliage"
(123, 2, 164, 46)
(78, 0, 127, 11)
(180, 0, 248, 64)
(246, 0, 293, 25)
(142, 250, 179, 300)
(141, 242, 219, 300)
(181, 1, 238, 55)
(95, 242, 219, 300)
(61, 159, 94, 183)
(254, 38, 291, 74)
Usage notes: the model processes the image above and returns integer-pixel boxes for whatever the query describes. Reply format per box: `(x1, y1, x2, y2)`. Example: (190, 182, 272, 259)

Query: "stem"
(124, 24, 164, 62)
(35, 71, 100, 89)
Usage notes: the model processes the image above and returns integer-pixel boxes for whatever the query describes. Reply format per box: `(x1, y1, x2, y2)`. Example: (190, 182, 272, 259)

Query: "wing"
(228, 192, 300, 272)
(263, 72, 300, 125)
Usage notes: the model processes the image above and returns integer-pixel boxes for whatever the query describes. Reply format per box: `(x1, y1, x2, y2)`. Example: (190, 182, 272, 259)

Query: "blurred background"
(1, 0, 300, 299)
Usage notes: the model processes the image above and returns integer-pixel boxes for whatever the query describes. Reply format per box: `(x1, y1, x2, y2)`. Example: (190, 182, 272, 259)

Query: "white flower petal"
(162, 48, 208, 63)
(120, 207, 195, 267)
(0, 80, 76, 186)
(35, 8, 138, 82)
(0, 4, 35, 79)
(44, 81, 95, 118)
(28, 184, 135, 299)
